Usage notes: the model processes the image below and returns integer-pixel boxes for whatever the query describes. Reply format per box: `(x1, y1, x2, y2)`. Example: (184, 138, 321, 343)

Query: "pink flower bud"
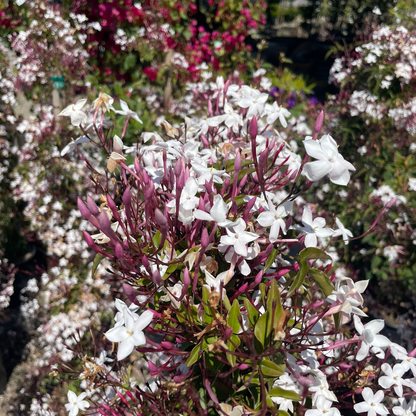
(249, 116, 257, 141)
(134, 158, 141, 175)
(161, 341, 173, 350)
(114, 242, 124, 259)
(77, 197, 91, 220)
(122, 187, 132, 207)
(83, 231, 114, 258)
(148, 361, 158, 375)
(312, 110, 324, 140)
(182, 267, 191, 296)
(152, 269, 163, 286)
(87, 196, 100, 216)
(122, 283, 139, 305)
(116, 391, 130, 408)
(234, 149, 242, 172)
(154, 208, 168, 229)
(106, 194, 117, 212)
(142, 255, 150, 270)
(201, 227, 209, 249)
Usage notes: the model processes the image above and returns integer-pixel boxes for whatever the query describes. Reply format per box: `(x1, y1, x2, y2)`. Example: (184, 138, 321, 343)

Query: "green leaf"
(228, 299, 241, 334)
(309, 268, 335, 297)
(186, 343, 202, 366)
(238, 167, 256, 181)
(91, 253, 104, 279)
(202, 287, 213, 324)
(223, 294, 232, 312)
(226, 334, 241, 367)
(269, 387, 301, 401)
(254, 311, 270, 347)
(287, 248, 331, 297)
(267, 279, 283, 335)
(152, 231, 162, 249)
(299, 247, 332, 262)
(243, 298, 260, 328)
(165, 262, 178, 279)
(264, 248, 278, 272)
(261, 358, 285, 378)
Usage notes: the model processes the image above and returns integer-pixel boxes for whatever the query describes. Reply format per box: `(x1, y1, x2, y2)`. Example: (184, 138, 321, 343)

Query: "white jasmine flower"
(59, 98, 87, 127)
(220, 218, 259, 257)
(333, 217, 353, 244)
(112, 99, 143, 123)
(354, 316, 391, 361)
(298, 205, 334, 248)
(379, 363, 416, 397)
(257, 201, 292, 242)
(353, 387, 388, 416)
(303, 135, 355, 186)
(305, 395, 341, 416)
(61, 136, 89, 156)
(105, 307, 153, 360)
(65, 390, 90, 416)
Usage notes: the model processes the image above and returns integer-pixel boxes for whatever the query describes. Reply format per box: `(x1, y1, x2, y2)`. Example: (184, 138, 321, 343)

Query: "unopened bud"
(312, 110, 324, 140)
(249, 116, 258, 141)
(86, 196, 99, 216)
(122, 187, 132, 207)
(77, 197, 91, 220)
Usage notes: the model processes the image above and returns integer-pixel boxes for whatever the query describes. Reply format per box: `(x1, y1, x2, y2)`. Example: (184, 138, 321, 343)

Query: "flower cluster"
(321, 22, 416, 310)
(55, 78, 416, 416)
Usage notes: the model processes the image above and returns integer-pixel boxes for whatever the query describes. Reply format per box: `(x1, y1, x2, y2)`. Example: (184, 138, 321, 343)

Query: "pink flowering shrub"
(55, 77, 416, 416)
(65, 0, 266, 82)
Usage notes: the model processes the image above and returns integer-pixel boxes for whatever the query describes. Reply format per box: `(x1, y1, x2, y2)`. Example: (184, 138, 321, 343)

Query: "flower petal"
(303, 160, 332, 182)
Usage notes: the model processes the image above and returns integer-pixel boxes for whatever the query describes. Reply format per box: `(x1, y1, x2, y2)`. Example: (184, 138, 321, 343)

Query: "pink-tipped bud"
(201, 134, 209, 148)
(154, 208, 168, 229)
(289, 169, 298, 181)
(208, 100, 213, 116)
(248, 270, 263, 290)
(201, 227, 209, 249)
(87, 196, 100, 216)
(312, 110, 324, 140)
(116, 391, 130, 408)
(142, 255, 150, 270)
(115, 242, 124, 259)
(181, 268, 190, 299)
(239, 363, 249, 370)
(223, 79, 230, 95)
(234, 149, 242, 172)
(148, 361, 158, 375)
(249, 116, 258, 141)
(77, 197, 91, 220)
(259, 149, 268, 170)
(175, 157, 183, 178)
(99, 210, 112, 231)
(161, 341, 173, 350)
(122, 283, 139, 305)
(134, 158, 141, 175)
(152, 269, 163, 286)
(298, 376, 314, 388)
(83, 230, 95, 248)
(183, 267, 191, 288)
(122, 187, 132, 207)
(106, 194, 117, 212)
(83, 231, 114, 258)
